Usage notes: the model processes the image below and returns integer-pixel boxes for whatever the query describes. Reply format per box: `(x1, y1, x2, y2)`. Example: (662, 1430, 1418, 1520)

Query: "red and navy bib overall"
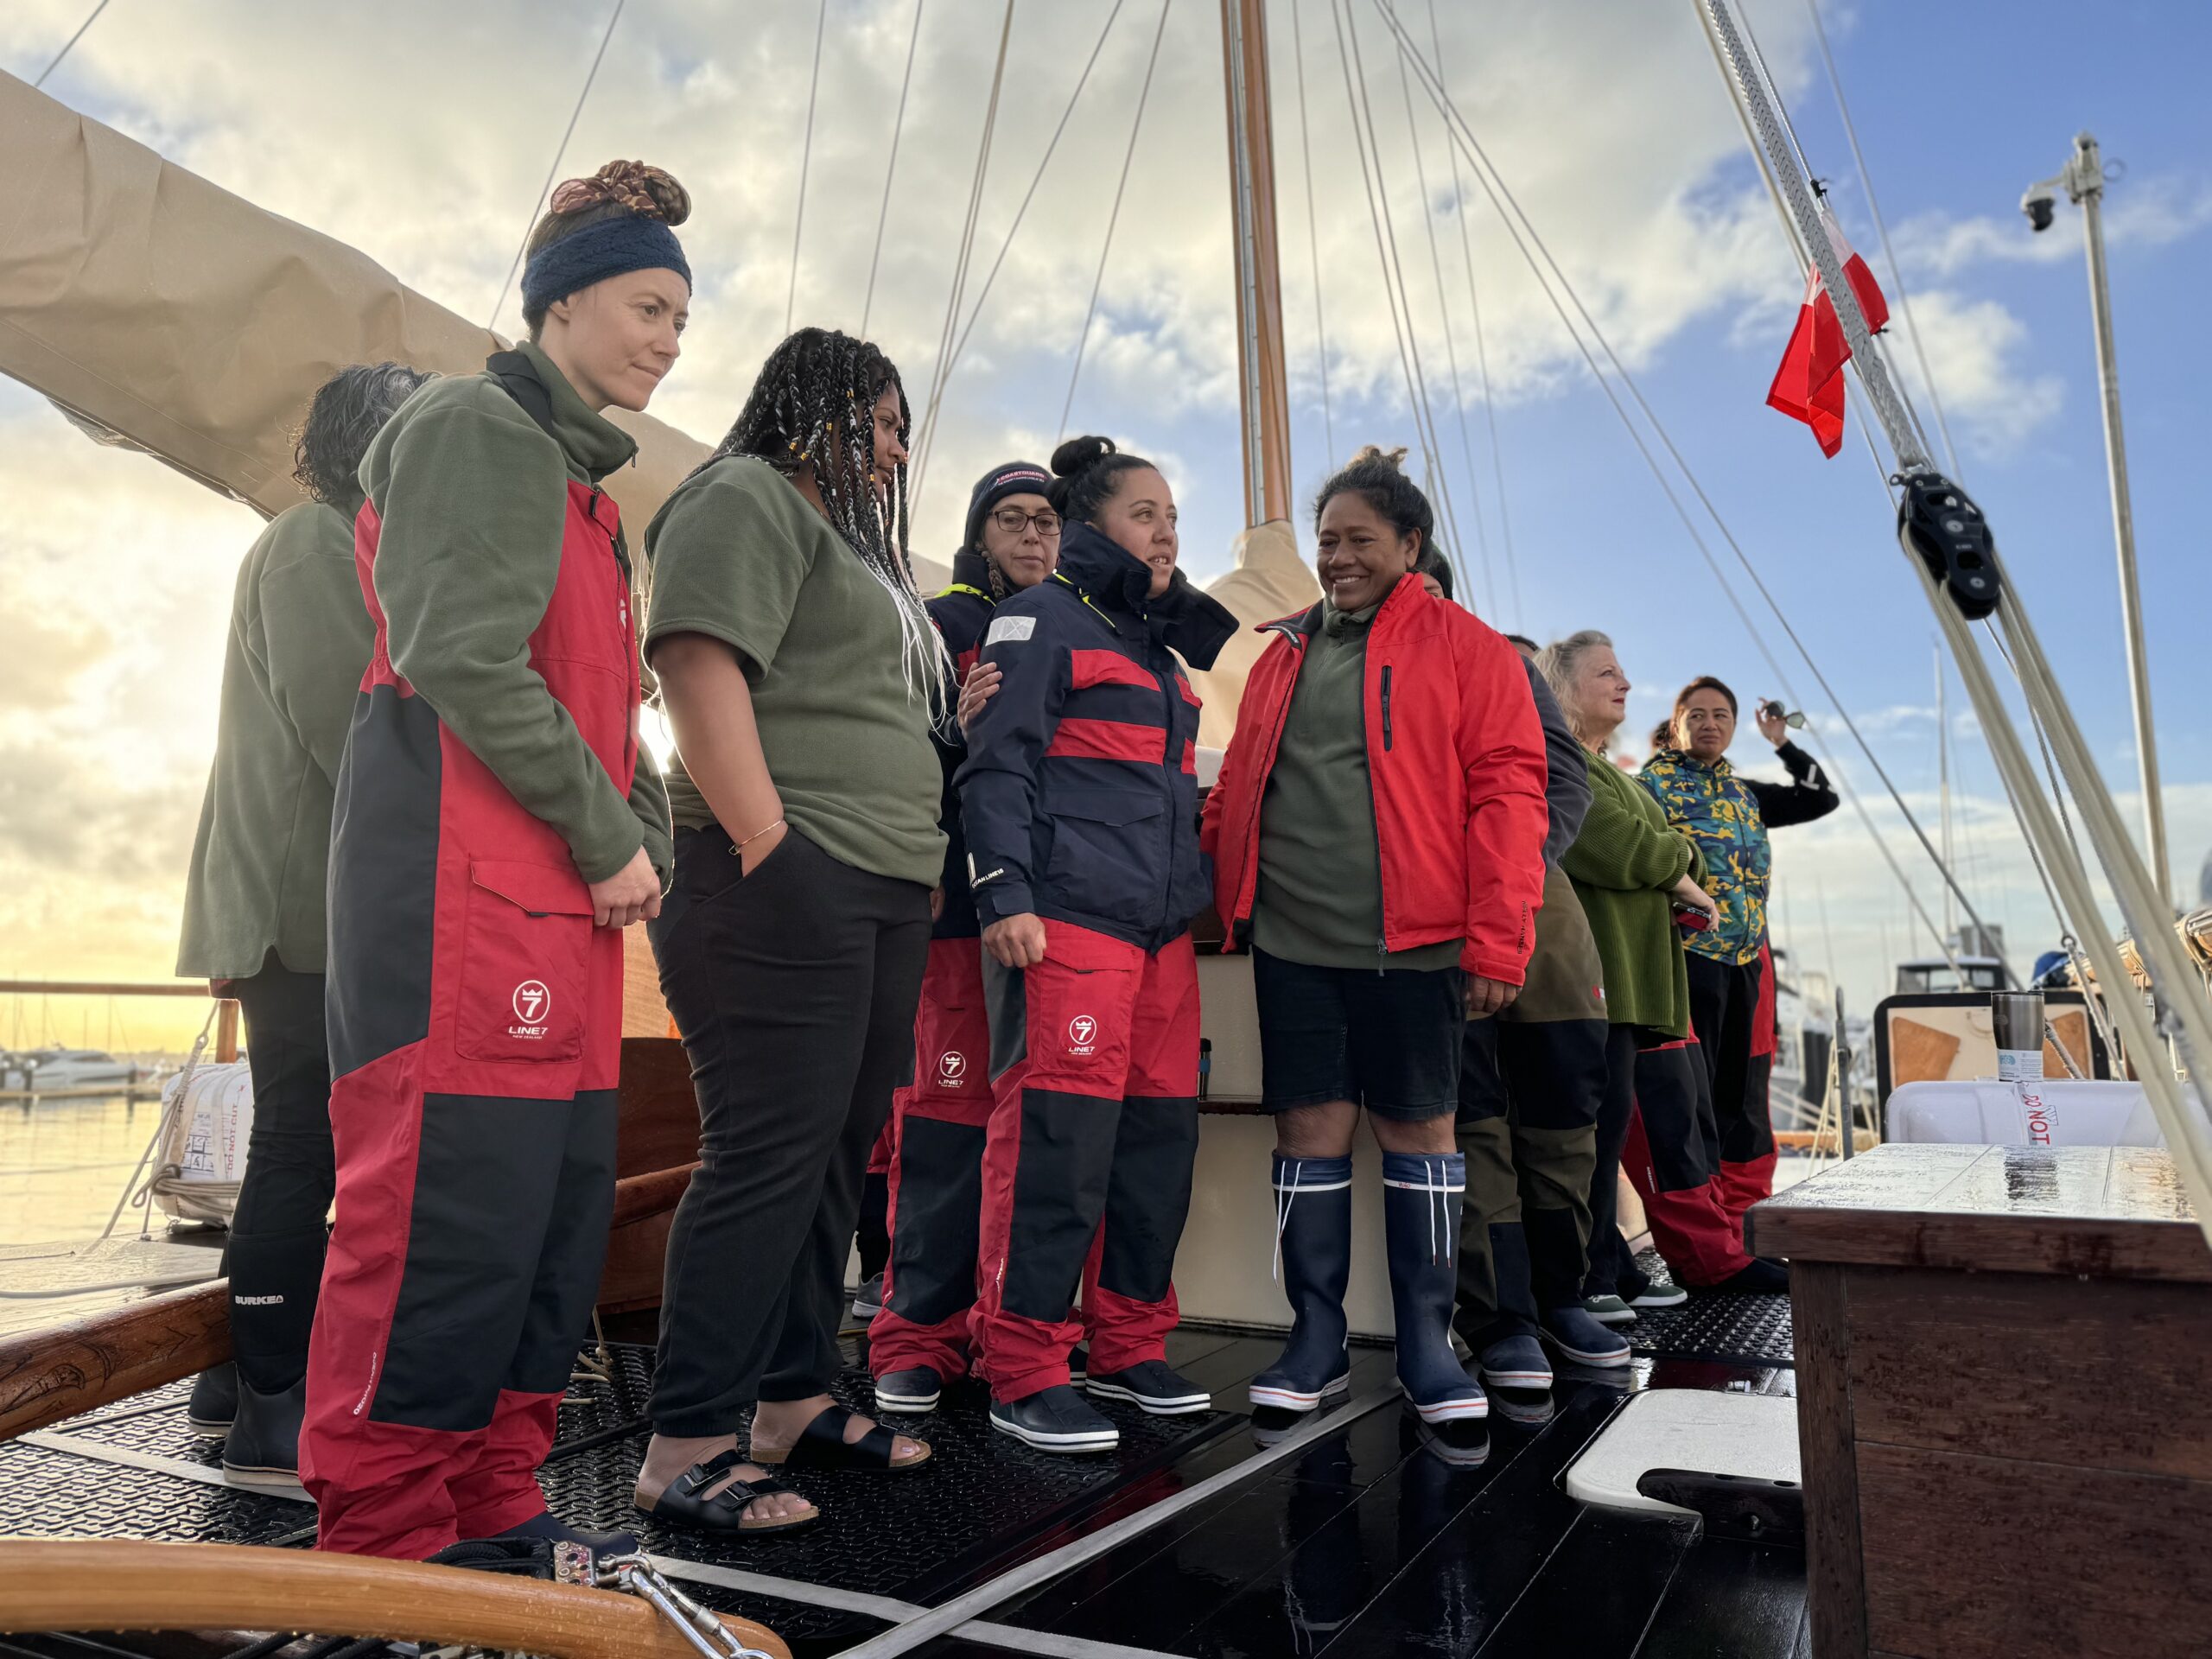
(869, 571, 998, 1379)
(302, 477, 637, 1560)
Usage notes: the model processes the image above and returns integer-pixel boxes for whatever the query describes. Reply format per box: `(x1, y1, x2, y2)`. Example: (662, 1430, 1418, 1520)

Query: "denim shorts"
(1251, 948, 1465, 1121)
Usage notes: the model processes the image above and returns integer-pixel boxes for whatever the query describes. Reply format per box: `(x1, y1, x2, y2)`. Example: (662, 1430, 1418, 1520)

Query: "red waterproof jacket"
(1200, 573, 1549, 983)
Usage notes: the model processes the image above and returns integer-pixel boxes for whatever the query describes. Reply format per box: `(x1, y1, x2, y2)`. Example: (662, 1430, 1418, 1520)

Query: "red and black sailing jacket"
(1200, 572, 1550, 984)
(926, 548, 999, 941)
(957, 521, 1237, 954)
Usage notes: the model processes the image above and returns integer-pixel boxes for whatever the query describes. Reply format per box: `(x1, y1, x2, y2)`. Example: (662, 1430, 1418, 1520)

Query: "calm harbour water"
(0, 1093, 172, 1248)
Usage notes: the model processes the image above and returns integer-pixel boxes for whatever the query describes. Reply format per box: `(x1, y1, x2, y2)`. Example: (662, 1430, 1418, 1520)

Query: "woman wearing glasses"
(1639, 678, 1836, 1223)
(868, 463, 1063, 1413)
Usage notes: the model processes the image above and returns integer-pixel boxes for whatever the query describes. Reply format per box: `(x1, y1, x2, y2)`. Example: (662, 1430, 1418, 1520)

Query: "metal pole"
(1834, 988, 1854, 1157)
(1936, 643, 1954, 943)
(1219, 0, 1294, 526)
(2069, 132, 2171, 912)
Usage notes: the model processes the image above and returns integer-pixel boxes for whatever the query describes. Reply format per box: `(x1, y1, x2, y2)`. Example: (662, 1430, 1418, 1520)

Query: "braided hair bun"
(1316, 442, 1435, 558)
(1350, 443, 1410, 471)
(549, 160, 692, 226)
(1049, 433, 1156, 525)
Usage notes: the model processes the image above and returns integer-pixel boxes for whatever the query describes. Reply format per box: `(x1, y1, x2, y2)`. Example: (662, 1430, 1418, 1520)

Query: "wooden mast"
(1220, 0, 1294, 525)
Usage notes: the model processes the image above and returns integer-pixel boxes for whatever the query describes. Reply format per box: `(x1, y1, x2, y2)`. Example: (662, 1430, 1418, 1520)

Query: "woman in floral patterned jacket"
(1639, 677, 1836, 1211)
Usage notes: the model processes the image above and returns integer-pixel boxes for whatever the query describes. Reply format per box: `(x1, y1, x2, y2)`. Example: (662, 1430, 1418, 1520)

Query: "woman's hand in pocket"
(983, 912, 1048, 969)
(589, 846, 664, 930)
(739, 818, 789, 878)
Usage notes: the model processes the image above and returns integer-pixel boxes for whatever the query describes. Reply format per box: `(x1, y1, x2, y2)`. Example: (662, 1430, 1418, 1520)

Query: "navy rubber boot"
(1249, 1154, 1354, 1413)
(1382, 1152, 1487, 1424)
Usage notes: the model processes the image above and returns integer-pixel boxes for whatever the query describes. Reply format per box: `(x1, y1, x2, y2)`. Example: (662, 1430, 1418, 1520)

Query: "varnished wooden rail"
(0, 1541, 788, 1659)
(0, 1165, 700, 1441)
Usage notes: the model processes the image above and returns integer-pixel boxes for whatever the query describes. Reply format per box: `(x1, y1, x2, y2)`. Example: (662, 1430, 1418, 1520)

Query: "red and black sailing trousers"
(1620, 1026, 1758, 1286)
(974, 923, 1200, 1402)
(1717, 939, 1782, 1222)
(868, 938, 995, 1378)
(303, 480, 639, 1560)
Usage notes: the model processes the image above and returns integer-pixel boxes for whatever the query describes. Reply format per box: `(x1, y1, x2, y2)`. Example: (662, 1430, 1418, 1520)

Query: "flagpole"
(2024, 132, 2169, 912)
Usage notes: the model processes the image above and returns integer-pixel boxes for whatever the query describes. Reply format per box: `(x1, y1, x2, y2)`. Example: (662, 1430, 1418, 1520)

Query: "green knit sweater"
(1560, 751, 1704, 1037)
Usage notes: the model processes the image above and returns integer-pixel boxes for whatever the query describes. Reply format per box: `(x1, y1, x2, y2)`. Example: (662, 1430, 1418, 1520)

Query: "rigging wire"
(1393, 41, 1499, 621)
(911, 1, 1126, 508)
(1802, 0, 1961, 475)
(907, 1, 1016, 513)
(1332, 0, 1471, 591)
(486, 0, 627, 334)
(1427, 0, 1521, 626)
(32, 0, 111, 88)
(861, 0, 926, 336)
(785, 0, 829, 337)
(1058, 0, 1172, 445)
(1374, 0, 1975, 972)
(1379, 0, 2003, 974)
(1288, 0, 1338, 474)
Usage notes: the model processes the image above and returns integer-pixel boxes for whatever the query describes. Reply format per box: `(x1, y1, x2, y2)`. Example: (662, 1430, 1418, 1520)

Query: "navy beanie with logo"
(963, 461, 1055, 550)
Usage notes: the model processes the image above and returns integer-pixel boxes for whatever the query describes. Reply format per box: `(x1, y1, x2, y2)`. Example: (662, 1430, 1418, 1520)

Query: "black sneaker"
(186, 1363, 237, 1438)
(1539, 1306, 1632, 1369)
(874, 1365, 944, 1414)
(849, 1273, 886, 1322)
(221, 1376, 304, 1490)
(1695, 1258, 1789, 1296)
(990, 1385, 1120, 1453)
(1083, 1359, 1211, 1415)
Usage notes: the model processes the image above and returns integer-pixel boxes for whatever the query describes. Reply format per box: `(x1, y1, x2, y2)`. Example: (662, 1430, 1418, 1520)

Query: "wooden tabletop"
(1749, 1142, 2212, 1284)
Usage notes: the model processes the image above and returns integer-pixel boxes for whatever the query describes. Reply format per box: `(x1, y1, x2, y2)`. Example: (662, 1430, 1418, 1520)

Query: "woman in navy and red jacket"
(867, 461, 1060, 1411)
(1202, 446, 1549, 1427)
(956, 435, 1236, 1454)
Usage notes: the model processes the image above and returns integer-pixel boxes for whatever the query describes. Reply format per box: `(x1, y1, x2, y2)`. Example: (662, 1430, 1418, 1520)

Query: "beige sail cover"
(0, 70, 708, 529)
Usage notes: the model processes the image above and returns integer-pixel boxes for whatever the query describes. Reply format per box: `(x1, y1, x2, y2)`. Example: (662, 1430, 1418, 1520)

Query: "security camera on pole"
(2023, 132, 2171, 912)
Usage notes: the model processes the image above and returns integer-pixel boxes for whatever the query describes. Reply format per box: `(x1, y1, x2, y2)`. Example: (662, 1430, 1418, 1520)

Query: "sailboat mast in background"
(1219, 0, 1294, 526)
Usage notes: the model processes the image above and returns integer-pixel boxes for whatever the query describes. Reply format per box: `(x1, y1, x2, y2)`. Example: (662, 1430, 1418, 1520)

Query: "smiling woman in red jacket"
(1202, 447, 1549, 1428)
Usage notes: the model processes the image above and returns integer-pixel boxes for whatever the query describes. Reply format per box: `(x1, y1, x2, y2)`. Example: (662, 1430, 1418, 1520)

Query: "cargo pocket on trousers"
(455, 859, 594, 1063)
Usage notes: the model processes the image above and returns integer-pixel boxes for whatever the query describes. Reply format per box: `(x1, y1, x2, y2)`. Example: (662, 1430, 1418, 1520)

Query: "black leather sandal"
(634, 1449, 819, 1533)
(751, 1402, 931, 1471)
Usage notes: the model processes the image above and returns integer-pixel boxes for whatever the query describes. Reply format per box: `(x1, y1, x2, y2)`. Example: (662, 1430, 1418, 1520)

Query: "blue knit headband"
(521, 214, 692, 315)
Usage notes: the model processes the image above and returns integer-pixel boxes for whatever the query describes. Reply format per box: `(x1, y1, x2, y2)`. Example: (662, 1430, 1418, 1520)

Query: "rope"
(1288, 0, 1338, 474)
(861, 0, 925, 336)
(1392, 41, 1498, 621)
(1332, 0, 1471, 592)
(785, 0, 829, 337)
(486, 0, 628, 334)
(1802, 0, 1961, 475)
(912, 1, 1126, 508)
(1058, 0, 1171, 444)
(1427, 0, 1520, 626)
(31, 0, 111, 88)
(906, 2, 1014, 515)
(1380, 0, 1999, 977)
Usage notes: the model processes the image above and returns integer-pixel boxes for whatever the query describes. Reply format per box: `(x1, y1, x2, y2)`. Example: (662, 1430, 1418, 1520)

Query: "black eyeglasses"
(991, 506, 1062, 537)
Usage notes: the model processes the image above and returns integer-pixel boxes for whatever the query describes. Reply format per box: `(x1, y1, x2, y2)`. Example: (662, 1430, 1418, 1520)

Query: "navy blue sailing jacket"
(957, 521, 1237, 953)
(927, 549, 998, 941)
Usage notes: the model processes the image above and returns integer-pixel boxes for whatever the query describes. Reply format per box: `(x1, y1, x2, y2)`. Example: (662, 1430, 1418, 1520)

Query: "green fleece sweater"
(1561, 751, 1703, 1038)
(177, 497, 373, 979)
(1251, 601, 1459, 971)
(356, 343, 671, 887)
(643, 456, 944, 888)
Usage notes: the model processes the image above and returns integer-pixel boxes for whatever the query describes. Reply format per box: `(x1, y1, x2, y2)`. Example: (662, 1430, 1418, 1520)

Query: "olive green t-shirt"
(642, 455, 945, 888)
(1250, 602, 1461, 973)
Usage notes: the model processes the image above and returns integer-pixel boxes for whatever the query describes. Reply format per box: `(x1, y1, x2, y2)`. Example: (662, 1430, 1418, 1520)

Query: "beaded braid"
(709, 327, 949, 711)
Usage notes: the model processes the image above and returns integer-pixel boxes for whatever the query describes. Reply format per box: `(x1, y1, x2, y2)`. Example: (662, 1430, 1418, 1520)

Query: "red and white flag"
(1766, 206, 1889, 458)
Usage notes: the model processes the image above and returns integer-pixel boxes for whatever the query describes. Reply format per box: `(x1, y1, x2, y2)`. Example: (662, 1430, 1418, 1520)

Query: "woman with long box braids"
(954, 436, 1236, 1452)
(1203, 448, 1549, 1429)
(302, 162, 683, 1560)
(868, 461, 1062, 1414)
(633, 328, 944, 1533)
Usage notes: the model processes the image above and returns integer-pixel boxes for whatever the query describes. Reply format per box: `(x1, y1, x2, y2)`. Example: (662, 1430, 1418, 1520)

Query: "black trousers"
(1685, 952, 1772, 1167)
(226, 950, 336, 1394)
(647, 826, 931, 1439)
(1580, 1025, 1643, 1299)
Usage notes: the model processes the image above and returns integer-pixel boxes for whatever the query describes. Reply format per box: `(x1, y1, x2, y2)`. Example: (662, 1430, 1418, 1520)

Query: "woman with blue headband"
(300, 160, 685, 1562)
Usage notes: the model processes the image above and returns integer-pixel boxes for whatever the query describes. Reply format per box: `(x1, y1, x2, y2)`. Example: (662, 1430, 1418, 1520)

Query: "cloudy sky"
(1, 0, 2206, 1049)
